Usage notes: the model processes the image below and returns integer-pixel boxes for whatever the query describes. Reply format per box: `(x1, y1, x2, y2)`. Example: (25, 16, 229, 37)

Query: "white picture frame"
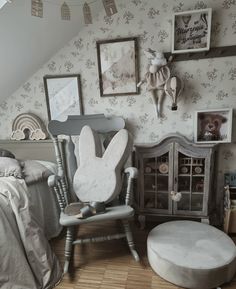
(194, 108, 233, 143)
(43, 74, 83, 121)
(172, 8, 212, 54)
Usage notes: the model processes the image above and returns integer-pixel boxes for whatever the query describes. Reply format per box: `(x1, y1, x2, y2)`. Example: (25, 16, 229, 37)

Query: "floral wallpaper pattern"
(0, 0, 236, 223)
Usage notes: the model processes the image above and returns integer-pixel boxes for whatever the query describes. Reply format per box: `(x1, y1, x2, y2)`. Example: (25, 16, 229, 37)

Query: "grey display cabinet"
(134, 134, 216, 227)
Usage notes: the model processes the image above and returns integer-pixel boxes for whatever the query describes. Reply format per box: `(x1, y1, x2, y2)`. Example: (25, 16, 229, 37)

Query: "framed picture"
(172, 8, 212, 54)
(96, 37, 139, 96)
(194, 108, 233, 143)
(43, 74, 83, 121)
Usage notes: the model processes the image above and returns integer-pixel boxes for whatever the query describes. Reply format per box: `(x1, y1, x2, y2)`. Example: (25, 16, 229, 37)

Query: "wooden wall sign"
(83, 2, 92, 24)
(165, 45, 236, 62)
(102, 0, 117, 17)
(31, 0, 43, 18)
(61, 2, 70, 21)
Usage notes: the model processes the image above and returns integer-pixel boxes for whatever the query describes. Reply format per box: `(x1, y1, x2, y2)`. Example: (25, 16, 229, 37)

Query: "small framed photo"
(172, 8, 212, 54)
(96, 37, 139, 96)
(43, 74, 83, 121)
(194, 108, 233, 143)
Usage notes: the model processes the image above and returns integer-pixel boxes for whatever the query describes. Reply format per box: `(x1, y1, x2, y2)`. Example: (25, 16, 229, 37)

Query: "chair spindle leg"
(122, 220, 140, 262)
(64, 226, 74, 274)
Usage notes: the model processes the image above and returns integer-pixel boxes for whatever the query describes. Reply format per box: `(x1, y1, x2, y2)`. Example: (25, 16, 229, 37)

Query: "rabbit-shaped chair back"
(73, 125, 133, 203)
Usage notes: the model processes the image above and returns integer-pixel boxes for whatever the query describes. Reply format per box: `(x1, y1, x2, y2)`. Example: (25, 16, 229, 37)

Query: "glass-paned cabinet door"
(173, 150, 206, 215)
(142, 152, 171, 213)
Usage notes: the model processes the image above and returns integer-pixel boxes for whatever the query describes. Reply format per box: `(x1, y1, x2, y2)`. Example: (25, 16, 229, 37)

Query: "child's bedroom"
(0, 0, 236, 288)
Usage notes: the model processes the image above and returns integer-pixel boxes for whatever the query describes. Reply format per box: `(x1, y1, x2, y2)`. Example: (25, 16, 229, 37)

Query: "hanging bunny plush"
(73, 125, 133, 203)
(137, 49, 171, 118)
(138, 48, 184, 117)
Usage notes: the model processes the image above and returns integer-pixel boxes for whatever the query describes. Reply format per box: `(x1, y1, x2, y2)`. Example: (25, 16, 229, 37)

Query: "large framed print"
(43, 74, 83, 121)
(172, 8, 212, 54)
(96, 37, 139, 96)
(194, 108, 233, 143)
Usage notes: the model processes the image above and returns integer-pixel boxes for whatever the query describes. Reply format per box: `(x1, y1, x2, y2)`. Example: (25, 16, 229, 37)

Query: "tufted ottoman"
(147, 221, 236, 289)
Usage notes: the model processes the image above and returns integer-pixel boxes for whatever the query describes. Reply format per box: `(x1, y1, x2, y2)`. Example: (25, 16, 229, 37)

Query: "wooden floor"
(51, 221, 236, 289)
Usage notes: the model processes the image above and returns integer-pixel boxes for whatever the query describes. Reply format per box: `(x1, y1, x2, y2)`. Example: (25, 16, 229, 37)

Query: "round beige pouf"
(147, 221, 236, 289)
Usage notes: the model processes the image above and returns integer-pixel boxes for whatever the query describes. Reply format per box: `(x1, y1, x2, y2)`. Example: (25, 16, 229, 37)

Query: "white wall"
(0, 0, 102, 100)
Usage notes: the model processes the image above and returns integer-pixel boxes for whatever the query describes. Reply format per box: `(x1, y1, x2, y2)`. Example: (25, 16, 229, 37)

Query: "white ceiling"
(0, 0, 103, 102)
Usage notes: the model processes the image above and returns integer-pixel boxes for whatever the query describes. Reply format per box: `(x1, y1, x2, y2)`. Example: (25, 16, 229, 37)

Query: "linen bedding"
(0, 157, 62, 289)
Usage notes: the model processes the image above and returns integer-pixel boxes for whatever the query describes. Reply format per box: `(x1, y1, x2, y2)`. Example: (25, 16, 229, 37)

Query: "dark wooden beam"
(164, 45, 236, 62)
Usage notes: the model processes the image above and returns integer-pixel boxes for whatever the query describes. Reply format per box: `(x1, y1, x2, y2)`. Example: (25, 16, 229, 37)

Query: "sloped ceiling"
(0, 0, 103, 102)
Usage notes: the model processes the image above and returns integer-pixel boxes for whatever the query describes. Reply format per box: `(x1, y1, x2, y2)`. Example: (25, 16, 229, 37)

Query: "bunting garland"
(102, 0, 117, 17)
(61, 2, 71, 20)
(31, 0, 117, 24)
(31, 0, 43, 18)
(83, 2, 92, 24)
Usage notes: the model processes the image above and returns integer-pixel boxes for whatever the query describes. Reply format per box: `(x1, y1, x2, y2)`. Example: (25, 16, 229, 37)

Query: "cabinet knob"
(170, 191, 182, 202)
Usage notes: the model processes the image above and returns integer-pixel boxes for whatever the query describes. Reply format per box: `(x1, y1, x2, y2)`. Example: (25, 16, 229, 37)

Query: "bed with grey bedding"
(0, 152, 62, 289)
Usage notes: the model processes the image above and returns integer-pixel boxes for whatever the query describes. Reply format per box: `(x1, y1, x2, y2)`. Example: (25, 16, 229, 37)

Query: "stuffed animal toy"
(198, 113, 227, 141)
(137, 49, 171, 117)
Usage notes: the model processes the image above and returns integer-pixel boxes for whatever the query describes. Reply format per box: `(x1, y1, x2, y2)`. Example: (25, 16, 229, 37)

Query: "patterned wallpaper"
(0, 0, 236, 220)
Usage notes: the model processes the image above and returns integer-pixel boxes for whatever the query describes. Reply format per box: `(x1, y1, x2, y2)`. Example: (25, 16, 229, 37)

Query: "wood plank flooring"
(51, 221, 236, 289)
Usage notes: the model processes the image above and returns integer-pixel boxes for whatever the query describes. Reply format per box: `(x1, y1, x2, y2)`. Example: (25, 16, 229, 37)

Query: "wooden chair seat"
(60, 205, 134, 226)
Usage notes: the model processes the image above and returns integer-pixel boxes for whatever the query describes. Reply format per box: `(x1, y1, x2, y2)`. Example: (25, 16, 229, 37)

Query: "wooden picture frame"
(194, 108, 233, 143)
(43, 74, 83, 121)
(96, 37, 139, 96)
(172, 8, 212, 54)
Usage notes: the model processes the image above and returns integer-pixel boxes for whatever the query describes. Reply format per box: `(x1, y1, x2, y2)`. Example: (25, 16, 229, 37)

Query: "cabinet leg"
(201, 218, 209, 224)
(138, 215, 146, 229)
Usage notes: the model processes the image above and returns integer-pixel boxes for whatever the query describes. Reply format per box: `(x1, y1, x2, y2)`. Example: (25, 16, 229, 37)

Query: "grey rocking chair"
(47, 114, 140, 274)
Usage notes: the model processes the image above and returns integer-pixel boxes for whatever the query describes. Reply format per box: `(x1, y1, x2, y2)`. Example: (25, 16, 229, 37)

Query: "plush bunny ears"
(79, 125, 133, 168)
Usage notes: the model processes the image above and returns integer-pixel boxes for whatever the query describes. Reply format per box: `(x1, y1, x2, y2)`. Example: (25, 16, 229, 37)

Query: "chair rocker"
(47, 114, 140, 274)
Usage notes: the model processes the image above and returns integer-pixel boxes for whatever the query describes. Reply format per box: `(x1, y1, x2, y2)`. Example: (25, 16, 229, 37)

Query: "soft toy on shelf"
(138, 48, 183, 117)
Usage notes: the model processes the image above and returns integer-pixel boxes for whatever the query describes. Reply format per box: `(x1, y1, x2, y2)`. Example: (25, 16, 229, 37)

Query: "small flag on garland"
(31, 0, 43, 18)
(102, 0, 117, 17)
(61, 2, 70, 20)
(83, 2, 92, 24)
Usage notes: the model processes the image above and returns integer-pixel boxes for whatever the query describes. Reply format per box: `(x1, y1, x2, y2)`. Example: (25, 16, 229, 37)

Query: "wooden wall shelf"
(164, 45, 236, 62)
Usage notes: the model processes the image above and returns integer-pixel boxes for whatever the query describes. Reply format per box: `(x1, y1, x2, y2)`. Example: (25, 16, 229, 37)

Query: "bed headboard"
(0, 139, 62, 162)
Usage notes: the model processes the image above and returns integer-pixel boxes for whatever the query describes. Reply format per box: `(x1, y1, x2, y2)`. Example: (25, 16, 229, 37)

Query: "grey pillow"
(21, 160, 53, 184)
(0, 157, 23, 178)
(0, 149, 15, 159)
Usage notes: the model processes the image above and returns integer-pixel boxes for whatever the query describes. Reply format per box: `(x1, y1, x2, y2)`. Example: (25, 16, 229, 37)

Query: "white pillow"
(0, 157, 23, 178)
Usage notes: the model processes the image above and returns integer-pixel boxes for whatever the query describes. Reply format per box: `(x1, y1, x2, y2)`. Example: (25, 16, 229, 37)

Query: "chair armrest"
(48, 174, 68, 211)
(124, 167, 138, 206)
(48, 174, 63, 188)
(124, 167, 138, 179)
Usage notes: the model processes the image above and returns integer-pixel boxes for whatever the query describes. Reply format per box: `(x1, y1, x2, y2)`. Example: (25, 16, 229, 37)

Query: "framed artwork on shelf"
(43, 74, 83, 121)
(96, 37, 139, 96)
(172, 8, 212, 54)
(194, 108, 233, 143)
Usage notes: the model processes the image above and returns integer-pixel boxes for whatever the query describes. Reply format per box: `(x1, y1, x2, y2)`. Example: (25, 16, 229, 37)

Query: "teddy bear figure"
(198, 113, 227, 141)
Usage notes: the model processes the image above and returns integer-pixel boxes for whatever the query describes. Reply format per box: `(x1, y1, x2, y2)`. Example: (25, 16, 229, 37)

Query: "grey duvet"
(0, 176, 62, 289)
